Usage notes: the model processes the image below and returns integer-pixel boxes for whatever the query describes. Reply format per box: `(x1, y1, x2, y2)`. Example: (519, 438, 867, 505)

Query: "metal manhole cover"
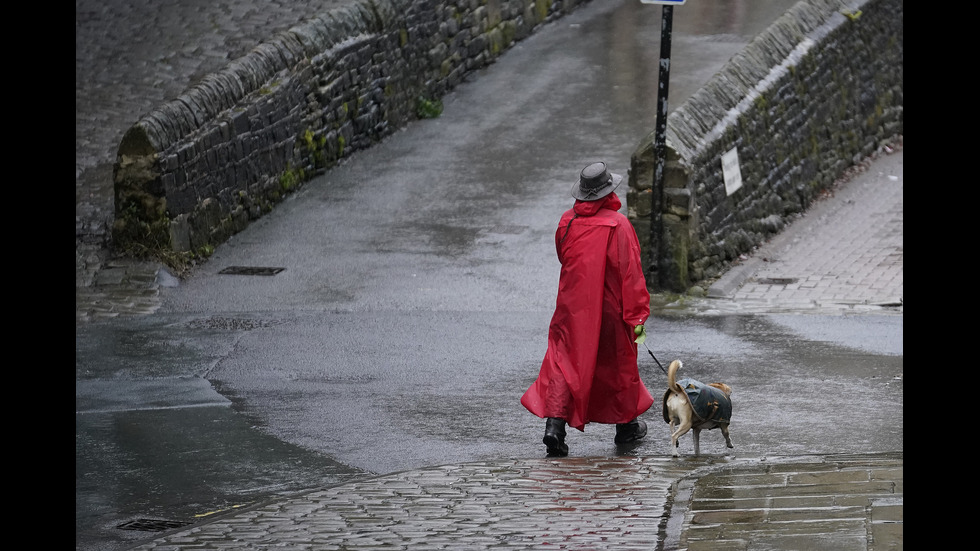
(187, 316, 285, 330)
(218, 266, 285, 276)
(117, 518, 193, 532)
(756, 277, 798, 285)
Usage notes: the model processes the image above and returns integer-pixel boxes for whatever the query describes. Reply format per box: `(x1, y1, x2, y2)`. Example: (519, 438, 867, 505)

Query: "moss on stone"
(417, 96, 443, 119)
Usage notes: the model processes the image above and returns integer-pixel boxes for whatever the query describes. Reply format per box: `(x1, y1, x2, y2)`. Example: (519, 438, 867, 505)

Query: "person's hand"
(633, 324, 646, 345)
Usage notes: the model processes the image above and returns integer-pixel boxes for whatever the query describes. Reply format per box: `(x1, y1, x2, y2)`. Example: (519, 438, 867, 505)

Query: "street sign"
(639, 1, 687, 5)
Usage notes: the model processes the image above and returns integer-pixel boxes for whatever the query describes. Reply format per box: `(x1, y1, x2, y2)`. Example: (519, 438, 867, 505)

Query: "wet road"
(75, 1, 901, 550)
(77, 307, 902, 550)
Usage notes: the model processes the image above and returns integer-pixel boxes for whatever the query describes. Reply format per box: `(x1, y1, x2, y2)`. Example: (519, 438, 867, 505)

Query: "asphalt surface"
(76, 1, 903, 549)
(81, 143, 903, 551)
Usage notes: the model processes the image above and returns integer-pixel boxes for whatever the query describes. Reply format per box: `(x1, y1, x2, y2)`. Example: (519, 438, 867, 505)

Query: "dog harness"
(662, 378, 733, 425)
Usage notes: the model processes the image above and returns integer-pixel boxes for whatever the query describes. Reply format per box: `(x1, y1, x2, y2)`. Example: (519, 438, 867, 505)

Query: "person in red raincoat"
(521, 162, 654, 456)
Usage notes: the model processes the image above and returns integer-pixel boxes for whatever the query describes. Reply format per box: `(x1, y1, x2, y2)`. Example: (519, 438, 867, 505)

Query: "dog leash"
(642, 342, 668, 375)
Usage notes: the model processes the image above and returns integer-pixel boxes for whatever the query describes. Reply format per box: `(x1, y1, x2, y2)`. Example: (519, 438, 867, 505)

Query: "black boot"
(614, 418, 647, 444)
(543, 417, 568, 456)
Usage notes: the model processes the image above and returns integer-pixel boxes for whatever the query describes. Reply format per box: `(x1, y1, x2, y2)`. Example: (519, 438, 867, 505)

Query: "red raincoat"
(521, 193, 654, 431)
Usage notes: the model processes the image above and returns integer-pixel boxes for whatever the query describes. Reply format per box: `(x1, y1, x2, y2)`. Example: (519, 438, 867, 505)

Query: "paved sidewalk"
(129, 453, 902, 550)
(695, 144, 904, 317)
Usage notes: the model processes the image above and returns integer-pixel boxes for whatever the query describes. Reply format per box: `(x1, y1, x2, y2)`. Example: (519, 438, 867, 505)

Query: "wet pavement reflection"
(76, 1, 900, 550)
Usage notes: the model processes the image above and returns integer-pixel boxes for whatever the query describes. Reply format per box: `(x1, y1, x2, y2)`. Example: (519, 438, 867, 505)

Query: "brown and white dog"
(663, 360, 734, 457)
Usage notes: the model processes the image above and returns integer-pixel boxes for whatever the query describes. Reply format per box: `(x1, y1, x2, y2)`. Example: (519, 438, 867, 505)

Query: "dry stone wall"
(626, 0, 902, 292)
(113, 0, 588, 258)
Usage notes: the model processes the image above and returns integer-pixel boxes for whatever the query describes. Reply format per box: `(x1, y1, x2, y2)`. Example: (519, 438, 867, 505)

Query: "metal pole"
(650, 5, 673, 290)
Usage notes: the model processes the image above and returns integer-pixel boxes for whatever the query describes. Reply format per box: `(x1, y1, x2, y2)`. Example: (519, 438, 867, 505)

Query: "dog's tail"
(667, 360, 684, 394)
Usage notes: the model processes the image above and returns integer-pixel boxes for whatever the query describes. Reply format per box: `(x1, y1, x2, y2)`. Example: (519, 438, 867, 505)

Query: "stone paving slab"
(128, 453, 901, 550)
(678, 455, 903, 551)
(704, 144, 903, 316)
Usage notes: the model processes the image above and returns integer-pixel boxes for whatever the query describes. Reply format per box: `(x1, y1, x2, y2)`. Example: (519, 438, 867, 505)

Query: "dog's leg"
(666, 391, 693, 457)
(669, 419, 678, 456)
(669, 420, 677, 456)
(669, 419, 691, 457)
(692, 428, 701, 456)
(721, 425, 734, 449)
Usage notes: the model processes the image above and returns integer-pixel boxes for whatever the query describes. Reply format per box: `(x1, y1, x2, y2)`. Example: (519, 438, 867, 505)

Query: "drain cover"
(117, 518, 193, 532)
(756, 277, 798, 285)
(218, 266, 285, 276)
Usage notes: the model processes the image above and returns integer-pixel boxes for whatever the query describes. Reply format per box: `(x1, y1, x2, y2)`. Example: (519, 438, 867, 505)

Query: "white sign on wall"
(721, 147, 743, 196)
(639, 1, 687, 4)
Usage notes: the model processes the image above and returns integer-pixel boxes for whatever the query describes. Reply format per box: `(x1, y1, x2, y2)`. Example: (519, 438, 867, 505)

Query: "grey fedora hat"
(571, 162, 623, 201)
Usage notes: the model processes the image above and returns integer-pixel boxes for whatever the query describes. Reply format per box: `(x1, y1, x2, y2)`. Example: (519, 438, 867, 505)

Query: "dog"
(662, 360, 734, 457)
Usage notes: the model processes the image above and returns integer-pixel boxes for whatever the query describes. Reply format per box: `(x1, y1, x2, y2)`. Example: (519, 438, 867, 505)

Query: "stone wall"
(113, 0, 589, 258)
(626, 0, 902, 293)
